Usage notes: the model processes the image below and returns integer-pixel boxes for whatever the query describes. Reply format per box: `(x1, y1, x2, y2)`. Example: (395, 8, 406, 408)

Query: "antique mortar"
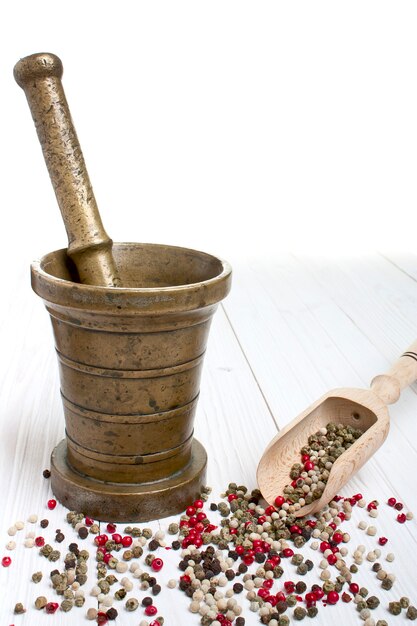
(15, 53, 231, 521)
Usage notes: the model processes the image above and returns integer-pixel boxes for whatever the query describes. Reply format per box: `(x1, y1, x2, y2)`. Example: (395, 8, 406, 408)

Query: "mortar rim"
(31, 242, 232, 313)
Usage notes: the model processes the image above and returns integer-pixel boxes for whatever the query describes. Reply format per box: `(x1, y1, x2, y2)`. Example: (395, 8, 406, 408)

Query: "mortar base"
(50, 438, 207, 522)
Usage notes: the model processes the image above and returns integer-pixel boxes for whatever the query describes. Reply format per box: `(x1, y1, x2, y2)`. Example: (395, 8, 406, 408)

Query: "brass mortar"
(32, 243, 231, 521)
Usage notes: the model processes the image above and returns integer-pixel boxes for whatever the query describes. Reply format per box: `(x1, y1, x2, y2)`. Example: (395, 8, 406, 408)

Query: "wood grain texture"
(1, 254, 417, 625)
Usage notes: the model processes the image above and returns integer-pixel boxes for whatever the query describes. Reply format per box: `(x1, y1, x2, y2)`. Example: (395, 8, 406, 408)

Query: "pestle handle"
(370, 339, 417, 404)
(14, 52, 121, 287)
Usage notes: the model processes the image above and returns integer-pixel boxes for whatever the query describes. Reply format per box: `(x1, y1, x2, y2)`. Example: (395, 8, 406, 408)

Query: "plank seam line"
(379, 252, 417, 283)
(220, 302, 279, 431)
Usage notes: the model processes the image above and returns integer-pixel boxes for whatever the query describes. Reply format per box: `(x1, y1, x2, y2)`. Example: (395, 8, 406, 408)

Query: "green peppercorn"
(74, 596, 85, 607)
(295, 581, 307, 594)
(376, 621, 388, 626)
(31, 571, 43, 583)
(366, 596, 380, 609)
(286, 595, 297, 607)
(279, 618, 290, 626)
(359, 587, 369, 598)
(60, 599, 74, 612)
(293, 607, 307, 620)
(407, 606, 417, 620)
(389, 601, 402, 615)
(307, 606, 319, 618)
(14, 603, 26, 614)
(400, 597, 410, 609)
(381, 578, 393, 590)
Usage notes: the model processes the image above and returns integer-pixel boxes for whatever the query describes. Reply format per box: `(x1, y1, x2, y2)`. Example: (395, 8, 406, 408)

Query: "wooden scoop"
(257, 340, 417, 517)
(14, 53, 121, 287)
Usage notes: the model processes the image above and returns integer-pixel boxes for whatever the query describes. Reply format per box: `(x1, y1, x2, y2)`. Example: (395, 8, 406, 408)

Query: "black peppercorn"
(152, 584, 161, 595)
(78, 527, 88, 540)
(43, 469, 51, 478)
(141, 596, 153, 607)
(40, 519, 49, 528)
(106, 607, 118, 620)
(233, 583, 243, 594)
(171, 540, 181, 550)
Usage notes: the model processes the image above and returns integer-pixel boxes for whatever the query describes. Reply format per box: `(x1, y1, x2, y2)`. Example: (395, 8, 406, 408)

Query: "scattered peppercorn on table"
(0, 253, 416, 625)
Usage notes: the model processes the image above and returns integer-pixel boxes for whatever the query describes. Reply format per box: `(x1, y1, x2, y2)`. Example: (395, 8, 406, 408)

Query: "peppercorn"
(106, 607, 118, 620)
(152, 584, 161, 595)
(295, 581, 307, 594)
(233, 582, 244, 593)
(14, 602, 26, 614)
(40, 518, 49, 528)
(376, 621, 388, 626)
(141, 596, 153, 606)
(35, 596, 48, 610)
(359, 587, 369, 597)
(381, 578, 393, 590)
(32, 571, 43, 583)
(114, 588, 127, 600)
(389, 601, 402, 615)
(286, 595, 297, 607)
(293, 607, 307, 620)
(366, 596, 380, 609)
(407, 606, 417, 620)
(307, 606, 318, 618)
(78, 527, 88, 539)
(125, 598, 139, 611)
(400, 597, 411, 609)
(60, 599, 74, 612)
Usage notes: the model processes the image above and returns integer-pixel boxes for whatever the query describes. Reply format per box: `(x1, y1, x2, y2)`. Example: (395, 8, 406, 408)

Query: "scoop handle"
(370, 339, 417, 404)
(14, 53, 121, 287)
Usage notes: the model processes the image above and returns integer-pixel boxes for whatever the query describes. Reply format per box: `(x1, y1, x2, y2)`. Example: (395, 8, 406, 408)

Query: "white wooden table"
(0, 252, 416, 625)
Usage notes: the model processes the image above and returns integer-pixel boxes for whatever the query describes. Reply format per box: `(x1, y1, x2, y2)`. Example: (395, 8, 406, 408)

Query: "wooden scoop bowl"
(257, 341, 417, 517)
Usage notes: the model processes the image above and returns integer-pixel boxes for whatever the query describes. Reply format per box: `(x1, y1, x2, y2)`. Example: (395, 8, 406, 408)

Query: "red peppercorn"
(267, 595, 278, 606)
(276, 592, 286, 603)
(85, 516, 94, 526)
(151, 558, 163, 572)
(145, 605, 158, 616)
(188, 516, 197, 527)
(193, 536, 203, 548)
(387, 497, 396, 507)
(179, 520, 189, 528)
(180, 574, 191, 583)
(186, 506, 196, 516)
(314, 588, 325, 600)
(258, 515, 267, 524)
(327, 554, 337, 565)
(397, 513, 407, 523)
(106, 523, 116, 533)
(349, 583, 359, 594)
(320, 541, 330, 552)
(96, 611, 108, 624)
(290, 524, 302, 535)
(282, 548, 294, 558)
(353, 493, 363, 501)
(257, 588, 269, 599)
(328, 522, 336, 530)
(193, 499, 204, 509)
(394, 502, 404, 511)
(1, 556, 11, 567)
(338, 512, 346, 521)
(342, 592, 352, 602)
(47, 499, 57, 510)
(284, 581, 295, 593)
(332, 532, 343, 544)
(305, 592, 317, 603)
(121, 535, 132, 547)
(149, 622, 161, 626)
(301, 454, 310, 463)
(45, 602, 59, 614)
(95, 534, 108, 546)
(196, 512, 206, 521)
(103, 553, 113, 564)
(327, 590, 339, 604)
(274, 495, 285, 507)
(367, 501, 378, 511)
(228, 494, 238, 502)
(378, 536, 388, 545)
(263, 579, 274, 589)
(265, 505, 276, 516)
(235, 545, 245, 555)
(35, 536, 45, 547)
(111, 533, 122, 544)
(304, 461, 314, 471)
(206, 524, 217, 532)
(243, 554, 254, 565)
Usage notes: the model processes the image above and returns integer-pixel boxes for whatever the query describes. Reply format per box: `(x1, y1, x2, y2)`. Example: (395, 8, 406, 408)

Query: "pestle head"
(14, 52, 63, 89)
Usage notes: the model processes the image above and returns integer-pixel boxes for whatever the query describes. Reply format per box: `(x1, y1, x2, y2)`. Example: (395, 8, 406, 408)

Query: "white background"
(1, 1, 417, 272)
